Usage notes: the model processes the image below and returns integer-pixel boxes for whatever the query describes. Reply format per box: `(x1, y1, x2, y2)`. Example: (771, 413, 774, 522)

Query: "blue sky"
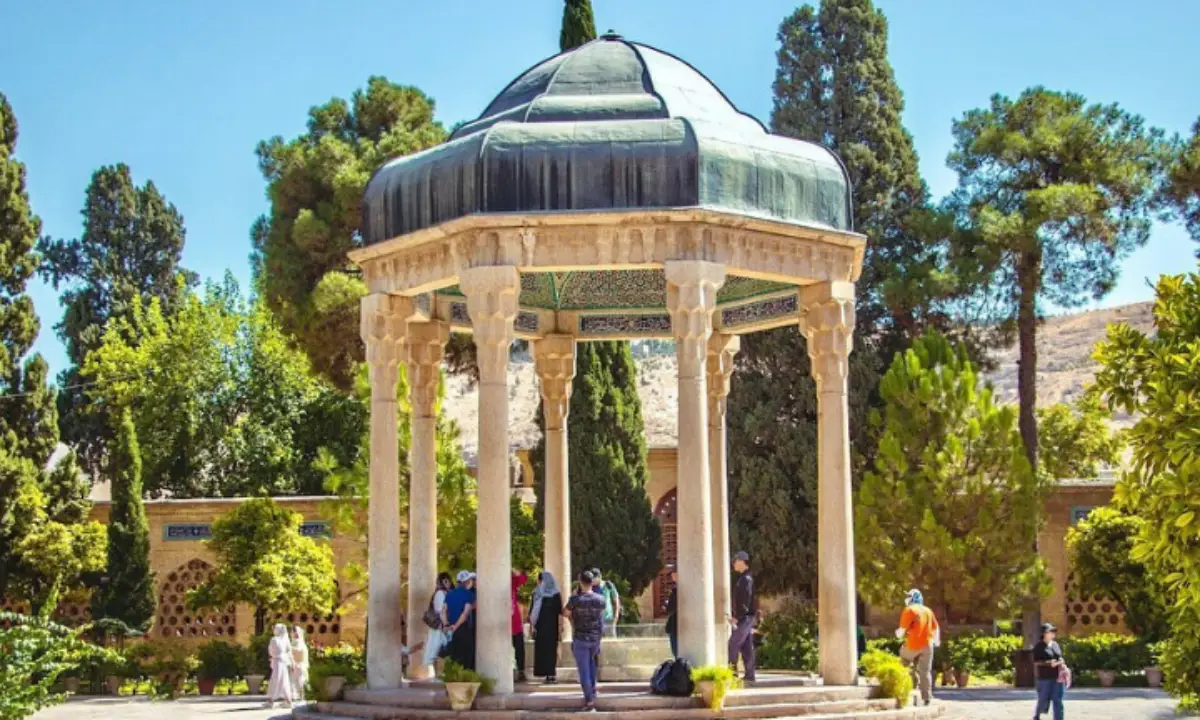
(4, 0, 1197, 376)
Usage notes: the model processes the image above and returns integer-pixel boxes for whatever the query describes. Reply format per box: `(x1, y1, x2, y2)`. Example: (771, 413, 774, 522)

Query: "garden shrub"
(195, 640, 245, 681)
(307, 643, 366, 700)
(948, 634, 1023, 675)
(1061, 633, 1150, 672)
(244, 632, 272, 676)
(0, 612, 117, 720)
(861, 649, 912, 707)
(757, 598, 818, 671)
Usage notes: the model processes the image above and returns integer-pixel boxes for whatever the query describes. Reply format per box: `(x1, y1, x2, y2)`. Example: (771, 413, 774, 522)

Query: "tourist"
(591, 567, 621, 637)
(265, 623, 294, 708)
(1033, 623, 1067, 720)
(445, 570, 477, 670)
(530, 571, 563, 683)
(290, 626, 310, 701)
(422, 572, 456, 670)
(896, 589, 940, 706)
(663, 566, 679, 658)
(564, 570, 607, 712)
(728, 551, 757, 682)
(512, 567, 530, 683)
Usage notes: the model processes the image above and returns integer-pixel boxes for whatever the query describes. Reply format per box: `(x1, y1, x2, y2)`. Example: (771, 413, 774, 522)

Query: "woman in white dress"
(265, 623, 294, 708)
(290, 626, 310, 701)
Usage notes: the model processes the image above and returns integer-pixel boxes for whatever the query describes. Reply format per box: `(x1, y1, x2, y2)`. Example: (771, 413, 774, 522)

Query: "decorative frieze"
(578, 313, 672, 336)
(720, 293, 799, 330)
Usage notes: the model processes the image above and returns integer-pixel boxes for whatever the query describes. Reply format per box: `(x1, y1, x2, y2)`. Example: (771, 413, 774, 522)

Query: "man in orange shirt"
(896, 589, 940, 706)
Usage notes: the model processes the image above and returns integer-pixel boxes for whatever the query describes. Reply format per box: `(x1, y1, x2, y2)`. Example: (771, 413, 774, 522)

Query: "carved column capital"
(460, 266, 521, 384)
(405, 320, 449, 419)
(706, 333, 741, 424)
(799, 281, 856, 394)
(666, 261, 727, 379)
(361, 294, 408, 401)
(534, 335, 577, 432)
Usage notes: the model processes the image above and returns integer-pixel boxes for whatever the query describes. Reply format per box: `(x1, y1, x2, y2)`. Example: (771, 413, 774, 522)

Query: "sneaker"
(517, 673, 529, 683)
(546, 676, 558, 684)
(580, 703, 597, 713)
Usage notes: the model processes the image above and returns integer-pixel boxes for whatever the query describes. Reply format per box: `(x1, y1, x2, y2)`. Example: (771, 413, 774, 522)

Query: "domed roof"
(362, 34, 853, 246)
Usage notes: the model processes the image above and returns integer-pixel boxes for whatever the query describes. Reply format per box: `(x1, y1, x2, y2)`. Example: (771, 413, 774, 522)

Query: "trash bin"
(1012, 649, 1035, 688)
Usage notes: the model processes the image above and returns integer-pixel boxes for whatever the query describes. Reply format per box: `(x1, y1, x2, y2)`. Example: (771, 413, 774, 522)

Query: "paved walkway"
(32, 689, 1197, 719)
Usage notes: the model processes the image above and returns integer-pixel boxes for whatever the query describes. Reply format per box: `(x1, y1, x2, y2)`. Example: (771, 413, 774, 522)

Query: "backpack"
(650, 658, 694, 697)
(601, 581, 616, 623)
(422, 590, 442, 629)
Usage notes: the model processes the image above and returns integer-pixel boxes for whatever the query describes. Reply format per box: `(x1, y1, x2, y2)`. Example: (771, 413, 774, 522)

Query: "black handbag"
(422, 592, 441, 629)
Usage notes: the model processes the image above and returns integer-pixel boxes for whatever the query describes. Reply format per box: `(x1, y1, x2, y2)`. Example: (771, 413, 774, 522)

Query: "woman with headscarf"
(529, 571, 563, 683)
(290, 626, 310, 701)
(265, 623, 294, 708)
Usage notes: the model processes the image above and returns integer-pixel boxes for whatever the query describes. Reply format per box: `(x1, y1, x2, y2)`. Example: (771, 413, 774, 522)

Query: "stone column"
(706, 332, 739, 655)
(404, 320, 449, 680)
(799, 281, 858, 686)
(534, 335, 577, 600)
(361, 294, 406, 690)
(665, 260, 726, 668)
(461, 265, 520, 695)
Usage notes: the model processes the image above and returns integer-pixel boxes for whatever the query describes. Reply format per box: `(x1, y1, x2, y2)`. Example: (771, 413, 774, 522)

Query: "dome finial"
(600, 29, 621, 40)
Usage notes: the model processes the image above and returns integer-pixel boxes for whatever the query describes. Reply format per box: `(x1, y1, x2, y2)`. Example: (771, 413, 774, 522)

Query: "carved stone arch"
(653, 489, 678, 619)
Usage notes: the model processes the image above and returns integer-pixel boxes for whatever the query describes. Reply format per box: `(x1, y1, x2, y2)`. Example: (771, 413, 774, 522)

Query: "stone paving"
(31, 689, 1197, 719)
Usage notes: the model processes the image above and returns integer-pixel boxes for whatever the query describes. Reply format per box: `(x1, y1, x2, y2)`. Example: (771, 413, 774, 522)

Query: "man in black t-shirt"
(1032, 623, 1066, 719)
(565, 570, 607, 712)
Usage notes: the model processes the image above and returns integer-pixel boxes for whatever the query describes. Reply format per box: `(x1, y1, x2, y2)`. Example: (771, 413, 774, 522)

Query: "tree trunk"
(255, 606, 267, 636)
(1016, 251, 1042, 647)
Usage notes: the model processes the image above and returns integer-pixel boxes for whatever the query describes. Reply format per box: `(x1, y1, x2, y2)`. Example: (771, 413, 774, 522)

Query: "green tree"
(1163, 118, 1200, 257)
(38, 164, 194, 477)
(253, 77, 447, 389)
(1093, 269, 1200, 708)
(94, 411, 154, 631)
(1066, 506, 1170, 641)
(188, 497, 337, 636)
(0, 612, 116, 720)
(559, 0, 597, 51)
(532, 343, 661, 595)
(855, 332, 1049, 621)
(1037, 391, 1125, 480)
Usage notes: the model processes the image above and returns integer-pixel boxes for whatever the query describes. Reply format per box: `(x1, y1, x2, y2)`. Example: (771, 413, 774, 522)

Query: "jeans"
(513, 632, 526, 678)
(900, 645, 934, 703)
(1035, 678, 1065, 719)
(572, 639, 601, 703)
(728, 616, 756, 681)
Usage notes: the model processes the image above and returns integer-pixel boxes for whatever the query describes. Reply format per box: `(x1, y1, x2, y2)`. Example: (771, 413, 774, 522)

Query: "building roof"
(362, 33, 852, 245)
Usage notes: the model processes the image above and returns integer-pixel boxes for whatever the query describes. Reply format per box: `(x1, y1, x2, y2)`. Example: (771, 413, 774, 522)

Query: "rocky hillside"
(442, 302, 1155, 463)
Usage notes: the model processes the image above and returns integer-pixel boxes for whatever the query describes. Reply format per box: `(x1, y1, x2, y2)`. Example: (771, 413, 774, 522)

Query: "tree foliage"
(94, 411, 154, 631)
(855, 332, 1050, 621)
(82, 277, 364, 498)
(1066, 506, 1170, 641)
(253, 77, 447, 388)
(188, 497, 337, 635)
(1093, 269, 1200, 708)
(1036, 391, 1124, 480)
(559, 0, 597, 51)
(0, 612, 116, 720)
(532, 342, 661, 595)
(38, 164, 194, 477)
(1163, 117, 1200, 257)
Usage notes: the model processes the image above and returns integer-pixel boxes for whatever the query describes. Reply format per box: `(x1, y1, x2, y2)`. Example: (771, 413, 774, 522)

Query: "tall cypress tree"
(96, 410, 155, 629)
(560, 0, 597, 52)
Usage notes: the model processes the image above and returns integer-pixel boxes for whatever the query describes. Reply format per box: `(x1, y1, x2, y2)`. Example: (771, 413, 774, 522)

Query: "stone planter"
(1097, 669, 1117, 688)
(695, 680, 727, 711)
(955, 670, 971, 688)
(1145, 667, 1163, 688)
(322, 675, 346, 700)
(105, 675, 123, 695)
(197, 677, 217, 696)
(941, 670, 955, 686)
(64, 677, 80, 694)
(245, 673, 265, 694)
(445, 682, 481, 711)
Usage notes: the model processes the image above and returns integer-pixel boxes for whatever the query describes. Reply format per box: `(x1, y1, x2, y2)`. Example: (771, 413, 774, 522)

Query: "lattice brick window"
(0, 597, 31, 629)
(1064, 571, 1125, 631)
(653, 489, 678, 619)
(271, 609, 341, 647)
(51, 590, 93, 627)
(158, 559, 236, 639)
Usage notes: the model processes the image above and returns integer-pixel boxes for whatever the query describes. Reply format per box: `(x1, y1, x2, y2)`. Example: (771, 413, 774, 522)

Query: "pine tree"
(95, 411, 154, 630)
(559, 0, 597, 52)
(1164, 117, 1200, 258)
(39, 163, 195, 478)
(532, 342, 661, 595)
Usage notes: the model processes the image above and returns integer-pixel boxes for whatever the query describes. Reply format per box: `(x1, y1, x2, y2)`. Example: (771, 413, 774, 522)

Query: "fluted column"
(461, 265, 520, 695)
(799, 281, 858, 686)
(361, 294, 406, 689)
(665, 260, 726, 668)
(405, 320, 449, 680)
(706, 332, 739, 655)
(534, 335, 577, 603)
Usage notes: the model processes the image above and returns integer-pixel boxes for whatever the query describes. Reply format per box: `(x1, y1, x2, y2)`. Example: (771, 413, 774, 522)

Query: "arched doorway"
(653, 489, 677, 619)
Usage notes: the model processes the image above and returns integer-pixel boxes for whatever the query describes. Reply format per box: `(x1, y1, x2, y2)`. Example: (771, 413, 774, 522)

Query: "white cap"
(456, 570, 476, 583)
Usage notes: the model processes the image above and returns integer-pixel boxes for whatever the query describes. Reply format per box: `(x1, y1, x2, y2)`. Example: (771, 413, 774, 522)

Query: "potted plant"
(948, 638, 976, 688)
(690, 664, 741, 711)
(309, 644, 366, 701)
(441, 660, 493, 711)
(243, 633, 271, 694)
(1145, 642, 1163, 688)
(196, 640, 244, 696)
(101, 652, 132, 695)
(148, 644, 198, 699)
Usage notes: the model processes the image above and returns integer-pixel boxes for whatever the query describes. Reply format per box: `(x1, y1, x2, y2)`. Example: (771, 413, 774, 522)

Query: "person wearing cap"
(728, 551, 757, 682)
(1032, 623, 1067, 720)
(445, 571, 477, 670)
(662, 566, 679, 658)
(564, 570, 607, 712)
(896, 589, 940, 706)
